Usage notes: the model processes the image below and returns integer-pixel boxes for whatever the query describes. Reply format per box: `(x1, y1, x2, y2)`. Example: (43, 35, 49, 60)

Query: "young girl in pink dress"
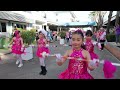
(85, 30, 99, 64)
(36, 31, 50, 75)
(10, 30, 24, 68)
(56, 30, 96, 79)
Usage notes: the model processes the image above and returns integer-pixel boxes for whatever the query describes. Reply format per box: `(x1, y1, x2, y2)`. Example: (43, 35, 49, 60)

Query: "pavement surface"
(0, 41, 120, 79)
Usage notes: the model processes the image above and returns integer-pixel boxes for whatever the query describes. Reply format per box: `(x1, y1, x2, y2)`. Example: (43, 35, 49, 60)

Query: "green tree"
(89, 11, 107, 30)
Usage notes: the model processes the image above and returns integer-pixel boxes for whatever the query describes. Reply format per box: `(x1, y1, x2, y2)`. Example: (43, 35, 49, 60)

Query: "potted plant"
(18, 28, 36, 60)
(59, 31, 66, 45)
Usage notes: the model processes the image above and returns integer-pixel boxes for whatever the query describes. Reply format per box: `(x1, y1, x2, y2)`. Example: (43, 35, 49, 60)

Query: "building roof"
(0, 11, 29, 23)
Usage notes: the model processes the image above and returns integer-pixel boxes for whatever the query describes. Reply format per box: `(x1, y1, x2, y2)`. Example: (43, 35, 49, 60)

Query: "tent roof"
(58, 21, 97, 26)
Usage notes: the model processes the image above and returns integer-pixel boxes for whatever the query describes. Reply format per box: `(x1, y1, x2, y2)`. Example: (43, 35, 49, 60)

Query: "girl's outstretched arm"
(56, 50, 70, 66)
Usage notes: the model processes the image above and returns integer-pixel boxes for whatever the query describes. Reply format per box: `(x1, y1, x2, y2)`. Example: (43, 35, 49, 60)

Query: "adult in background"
(115, 24, 120, 45)
(46, 30, 53, 43)
(66, 31, 69, 43)
(69, 31, 72, 46)
(55, 32, 58, 41)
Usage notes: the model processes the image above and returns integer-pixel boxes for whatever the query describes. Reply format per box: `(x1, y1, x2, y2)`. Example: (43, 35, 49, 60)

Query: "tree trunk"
(115, 11, 120, 26)
(99, 14, 103, 28)
(107, 11, 113, 34)
(96, 22, 99, 30)
(92, 26, 95, 32)
(97, 12, 103, 29)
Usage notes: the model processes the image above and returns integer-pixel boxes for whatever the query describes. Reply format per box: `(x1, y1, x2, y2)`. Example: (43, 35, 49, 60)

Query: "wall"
(6, 22, 12, 37)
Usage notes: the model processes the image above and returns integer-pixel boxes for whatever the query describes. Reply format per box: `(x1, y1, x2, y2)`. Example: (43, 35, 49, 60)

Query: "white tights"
(39, 58, 45, 66)
(13, 54, 23, 64)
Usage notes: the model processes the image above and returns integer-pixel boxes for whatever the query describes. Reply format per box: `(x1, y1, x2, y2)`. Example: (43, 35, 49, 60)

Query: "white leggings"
(13, 54, 23, 64)
(39, 58, 45, 66)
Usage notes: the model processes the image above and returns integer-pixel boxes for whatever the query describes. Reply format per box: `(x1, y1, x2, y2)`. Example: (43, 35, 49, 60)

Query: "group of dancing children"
(9, 29, 116, 79)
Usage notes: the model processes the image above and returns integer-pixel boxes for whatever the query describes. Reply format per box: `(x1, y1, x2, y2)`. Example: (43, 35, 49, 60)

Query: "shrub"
(106, 34, 116, 42)
(59, 31, 66, 39)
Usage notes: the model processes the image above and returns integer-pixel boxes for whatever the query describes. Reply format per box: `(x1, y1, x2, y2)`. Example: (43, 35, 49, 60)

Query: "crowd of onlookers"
(36, 30, 58, 42)
(34, 24, 120, 46)
(114, 24, 120, 45)
(93, 24, 120, 46)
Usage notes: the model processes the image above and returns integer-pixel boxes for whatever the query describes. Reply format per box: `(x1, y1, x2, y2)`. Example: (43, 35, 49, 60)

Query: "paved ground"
(0, 41, 120, 79)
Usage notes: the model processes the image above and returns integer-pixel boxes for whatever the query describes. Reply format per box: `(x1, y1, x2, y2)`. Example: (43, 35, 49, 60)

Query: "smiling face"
(71, 34, 83, 49)
(39, 32, 45, 39)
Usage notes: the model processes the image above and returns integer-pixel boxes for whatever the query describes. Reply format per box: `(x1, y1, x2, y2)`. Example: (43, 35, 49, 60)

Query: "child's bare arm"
(9, 38, 14, 45)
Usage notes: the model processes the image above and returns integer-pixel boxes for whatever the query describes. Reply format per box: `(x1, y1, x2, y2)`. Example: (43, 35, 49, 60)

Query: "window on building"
(20, 25, 22, 28)
(0, 23, 6, 32)
(23, 25, 26, 29)
(16, 24, 20, 28)
(0, 23, 2, 32)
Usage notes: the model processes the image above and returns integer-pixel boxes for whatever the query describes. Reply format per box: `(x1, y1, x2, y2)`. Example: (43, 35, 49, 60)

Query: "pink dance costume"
(85, 39, 99, 60)
(36, 38, 50, 58)
(59, 48, 93, 79)
(11, 37, 23, 55)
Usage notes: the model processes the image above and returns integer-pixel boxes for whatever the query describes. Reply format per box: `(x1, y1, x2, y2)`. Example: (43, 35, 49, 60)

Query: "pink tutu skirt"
(58, 69, 94, 79)
(36, 47, 50, 58)
(11, 44, 23, 54)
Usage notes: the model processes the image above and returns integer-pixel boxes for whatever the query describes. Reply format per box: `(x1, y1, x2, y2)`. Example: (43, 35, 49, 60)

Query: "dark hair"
(13, 30, 20, 37)
(85, 30, 93, 36)
(38, 31, 46, 39)
(72, 30, 84, 38)
(72, 30, 86, 50)
(39, 31, 42, 34)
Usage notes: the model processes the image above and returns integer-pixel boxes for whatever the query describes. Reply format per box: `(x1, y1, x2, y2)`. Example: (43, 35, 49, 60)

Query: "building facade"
(0, 11, 77, 37)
